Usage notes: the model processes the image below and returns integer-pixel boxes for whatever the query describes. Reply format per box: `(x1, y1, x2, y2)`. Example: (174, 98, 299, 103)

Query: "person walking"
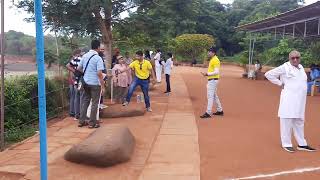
(161, 52, 174, 94)
(77, 40, 105, 128)
(200, 48, 224, 118)
(122, 50, 155, 112)
(153, 49, 162, 83)
(265, 50, 316, 153)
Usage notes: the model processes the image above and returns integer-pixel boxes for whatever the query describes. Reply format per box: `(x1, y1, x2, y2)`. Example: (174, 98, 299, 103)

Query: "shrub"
(173, 34, 215, 62)
(1, 74, 68, 144)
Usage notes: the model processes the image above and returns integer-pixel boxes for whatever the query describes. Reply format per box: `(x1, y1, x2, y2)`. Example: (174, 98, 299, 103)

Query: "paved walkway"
(0, 72, 200, 180)
(138, 74, 200, 180)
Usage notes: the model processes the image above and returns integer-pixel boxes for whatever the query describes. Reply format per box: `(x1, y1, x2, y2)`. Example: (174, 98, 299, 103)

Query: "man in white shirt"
(153, 49, 162, 83)
(161, 52, 174, 93)
(265, 50, 315, 153)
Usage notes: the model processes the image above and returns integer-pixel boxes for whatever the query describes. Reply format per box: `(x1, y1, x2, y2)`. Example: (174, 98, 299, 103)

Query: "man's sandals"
(88, 123, 100, 129)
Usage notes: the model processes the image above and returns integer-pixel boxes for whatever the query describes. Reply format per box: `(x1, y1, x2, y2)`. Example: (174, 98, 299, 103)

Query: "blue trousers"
(307, 81, 320, 94)
(69, 85, 76, 116)
(126, 77, 150, 108)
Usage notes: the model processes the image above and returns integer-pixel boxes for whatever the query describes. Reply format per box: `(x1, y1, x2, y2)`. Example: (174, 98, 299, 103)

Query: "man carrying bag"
(77, 40, 105, 128)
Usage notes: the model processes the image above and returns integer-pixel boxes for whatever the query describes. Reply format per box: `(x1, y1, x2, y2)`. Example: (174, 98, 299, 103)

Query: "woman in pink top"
(112, 55, 130, 103)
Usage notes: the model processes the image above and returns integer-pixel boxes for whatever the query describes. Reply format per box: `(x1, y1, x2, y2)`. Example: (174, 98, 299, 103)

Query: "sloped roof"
(236, 1, 320, 34)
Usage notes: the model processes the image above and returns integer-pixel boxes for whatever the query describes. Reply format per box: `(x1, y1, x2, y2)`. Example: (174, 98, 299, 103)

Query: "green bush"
(173, 34, 215, 62)
(2, 75, 68, 144)
(237, 37, 320, 67)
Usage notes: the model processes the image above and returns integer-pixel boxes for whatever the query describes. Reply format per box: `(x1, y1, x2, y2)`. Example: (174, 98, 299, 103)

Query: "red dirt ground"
(180, 65, 320, 180)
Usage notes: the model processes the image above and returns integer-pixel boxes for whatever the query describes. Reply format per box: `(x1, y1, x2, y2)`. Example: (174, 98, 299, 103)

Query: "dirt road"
(180, 65, 320, 180)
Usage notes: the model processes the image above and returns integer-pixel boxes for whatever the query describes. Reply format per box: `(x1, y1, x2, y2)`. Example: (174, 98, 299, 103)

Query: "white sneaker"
(99, 104, 108, 109)
(122, 101, 129, 106)
(146, 107, 152, 112)
(297, 145, 316, 152)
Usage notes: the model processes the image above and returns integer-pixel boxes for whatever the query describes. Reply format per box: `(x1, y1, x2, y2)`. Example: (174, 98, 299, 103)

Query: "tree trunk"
(94, 6, 112, 72)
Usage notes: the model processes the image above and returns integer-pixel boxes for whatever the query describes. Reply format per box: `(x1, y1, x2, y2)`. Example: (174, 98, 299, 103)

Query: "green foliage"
(4, 30, 91, 69)
(217, 49, 227, 57)
(15, 0, 148, 67)
(173, 34, 214, 62)
(59, 48, 73, 66)
(309, 42, 320, 62)
(266, 39, 293, 66)
(235, 51, 249, 65)
(5, 125, 37, 144)
(44, 49, 58, 68)
(15, 0, 307, 59)
(3, 75, 68, 144)
(5, 30, 35, 55)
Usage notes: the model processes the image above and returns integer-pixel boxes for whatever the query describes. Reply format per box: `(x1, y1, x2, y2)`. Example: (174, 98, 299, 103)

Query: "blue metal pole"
(34, 0, 48, 179)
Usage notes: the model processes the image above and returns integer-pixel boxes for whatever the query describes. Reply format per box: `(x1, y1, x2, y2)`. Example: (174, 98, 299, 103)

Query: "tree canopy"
(15, 0, 318, 66)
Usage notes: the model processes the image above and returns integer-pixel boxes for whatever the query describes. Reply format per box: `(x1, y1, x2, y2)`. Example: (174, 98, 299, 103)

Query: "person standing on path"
(122, 50, 156, 112)
(77, 40, 105, 128)
(161, 52, 174, 94)
(154, 49, 162, 83)
(265, 50, 316, 153)
(112, 55, 130, 103)
(200, 48, 224, 118)
(66, 49, 82, 120)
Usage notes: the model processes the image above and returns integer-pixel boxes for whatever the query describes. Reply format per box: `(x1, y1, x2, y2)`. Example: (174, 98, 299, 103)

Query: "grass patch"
(5, 125, 37, 145)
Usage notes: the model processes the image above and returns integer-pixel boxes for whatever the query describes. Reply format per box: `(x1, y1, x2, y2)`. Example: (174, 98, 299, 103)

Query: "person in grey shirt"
(76, 40, 105, 128)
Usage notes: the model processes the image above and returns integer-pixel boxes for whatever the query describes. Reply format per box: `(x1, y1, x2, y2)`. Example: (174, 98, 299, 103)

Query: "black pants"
(165, 74, 171, 92)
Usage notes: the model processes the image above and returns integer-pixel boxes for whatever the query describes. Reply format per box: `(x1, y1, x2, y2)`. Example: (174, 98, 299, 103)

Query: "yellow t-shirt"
(129, 60, 153, 80)
(207, 55, 220, 79)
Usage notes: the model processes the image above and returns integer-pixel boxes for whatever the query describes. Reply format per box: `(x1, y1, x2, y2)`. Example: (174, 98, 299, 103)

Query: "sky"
(1, 0, 319, 37)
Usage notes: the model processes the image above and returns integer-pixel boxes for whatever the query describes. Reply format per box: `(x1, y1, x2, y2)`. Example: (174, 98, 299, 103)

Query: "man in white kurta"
(265, 50, 315, 153)
(154, 49, 162, 83)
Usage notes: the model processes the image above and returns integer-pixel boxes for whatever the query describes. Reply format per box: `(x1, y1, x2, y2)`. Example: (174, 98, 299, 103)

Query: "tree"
(174, 34, 214, 62)
(4, 30, 35, 56)
(15, 0, 146, 69)
(44, 49, 58, 69)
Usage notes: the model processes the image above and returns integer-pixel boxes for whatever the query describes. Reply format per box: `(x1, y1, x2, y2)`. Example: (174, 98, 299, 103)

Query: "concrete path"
(0, 69, 200, 180)
(138, 74, 200, 180)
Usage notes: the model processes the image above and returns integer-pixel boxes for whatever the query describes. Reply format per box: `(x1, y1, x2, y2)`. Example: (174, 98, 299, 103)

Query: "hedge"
(1, 75, 68, 144)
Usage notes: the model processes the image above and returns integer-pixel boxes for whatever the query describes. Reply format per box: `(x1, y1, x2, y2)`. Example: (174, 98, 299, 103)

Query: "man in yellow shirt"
(122, 51, 155, 112)
(200, 48, 224, 118)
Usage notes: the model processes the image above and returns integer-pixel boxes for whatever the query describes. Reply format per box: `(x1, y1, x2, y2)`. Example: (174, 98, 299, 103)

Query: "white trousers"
(280, 118, 307, 147)
(155, 65, 162, 82)
(206, 80, 223, 114)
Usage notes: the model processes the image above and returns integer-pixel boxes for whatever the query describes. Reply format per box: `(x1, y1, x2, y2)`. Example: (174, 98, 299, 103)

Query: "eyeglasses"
(291, 56, 300, 60)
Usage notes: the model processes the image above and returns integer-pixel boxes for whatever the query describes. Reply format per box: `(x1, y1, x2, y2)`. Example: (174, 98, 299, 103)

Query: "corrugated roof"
(236, 1, 320, 33)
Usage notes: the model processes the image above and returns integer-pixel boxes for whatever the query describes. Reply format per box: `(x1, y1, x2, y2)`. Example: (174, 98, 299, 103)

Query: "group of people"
(198, 48, 317, 153)
(67, 39, 174, 128)
(66, 41, 315, 153)
(67, 40, 106, 128)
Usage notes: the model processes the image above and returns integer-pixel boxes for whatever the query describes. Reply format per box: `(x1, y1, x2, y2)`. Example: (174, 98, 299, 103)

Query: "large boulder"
(64, 125, 135, 167)
(100, 104, 146, 118)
